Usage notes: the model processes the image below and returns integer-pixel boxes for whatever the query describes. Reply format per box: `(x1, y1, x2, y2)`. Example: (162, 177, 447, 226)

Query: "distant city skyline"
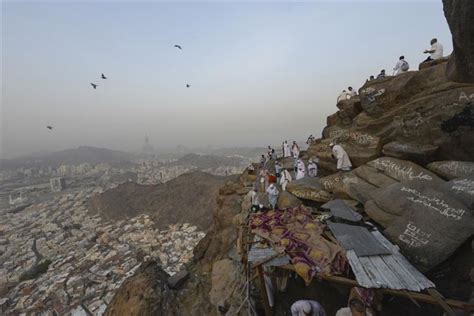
(2, 1, 452, 159)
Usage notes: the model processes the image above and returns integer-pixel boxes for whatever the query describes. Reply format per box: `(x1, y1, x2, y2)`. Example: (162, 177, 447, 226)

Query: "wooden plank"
(318, 275, 472, 312)
(427, 288, 456, 316)
(256, 265, 273, 316)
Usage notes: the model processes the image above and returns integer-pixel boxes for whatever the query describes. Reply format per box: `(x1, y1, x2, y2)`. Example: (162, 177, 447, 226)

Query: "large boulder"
(440, 176, 474, 208)
(371, 181, 474, 272)
(418, 57, 449, 70)
(324, 158, 444, 204)
(443, 0, 474, 83)
(359, 72, 418, 115)
(367, 157, 443, 183)
(339, 172, 379, 204)
(209, 259, 240, 312)
(307, 130, 382, 171)
(382, 141, 438, 165)
(353, 64, 474, 161)
(277, 191, 303, 209)
(104, 262, 173, 316)
(286, 177, 332, 203)
(427, 160, 474, 180)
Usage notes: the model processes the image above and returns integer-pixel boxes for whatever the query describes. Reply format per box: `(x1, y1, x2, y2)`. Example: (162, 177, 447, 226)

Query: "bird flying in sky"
(90, 83, 98, 89)
(101, 73, 107, 79)
(46, 126, 53, 130)
(186, 84, 191, 88)
(174, 45, 182, 50)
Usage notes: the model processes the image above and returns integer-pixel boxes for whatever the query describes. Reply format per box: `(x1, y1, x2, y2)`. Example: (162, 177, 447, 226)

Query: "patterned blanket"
(250, 206, 347, 284)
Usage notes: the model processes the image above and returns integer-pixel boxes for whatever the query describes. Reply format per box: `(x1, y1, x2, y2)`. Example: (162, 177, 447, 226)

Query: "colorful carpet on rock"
(249, 206, 347, 284)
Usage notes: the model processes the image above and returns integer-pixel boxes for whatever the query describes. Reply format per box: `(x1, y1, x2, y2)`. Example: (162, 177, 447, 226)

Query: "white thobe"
(337, 91, 349, 103)
(280, 170, 292, 191)
(308, 162, 318, 177)
(291, 300, 326, 316)
(431, 42, 444, 60)
(284, 143, 291, 157)
(332, 145, 352, 170)
(393, 60, 407, 75)
(296, 169, 305, 180)
(292, 145, 300, 158)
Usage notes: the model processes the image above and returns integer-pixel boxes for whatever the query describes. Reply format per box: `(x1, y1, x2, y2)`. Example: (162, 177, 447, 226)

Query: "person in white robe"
(307, 159, 318, 177)
(291, 300, 326, 316)
(423, 38, 444, 62)
(283, 141, 291, 158)
(393, 56, 409, 75)
(292, 141, 300, 159)
(296, 159, 306, 180)
(337, 90, 349, 103)
(348, 86, 357, 97)
(266, 184, 279, 210)
(280, 169, 292, 191)
(275, 161, 282, 183)
(330, 142, 352, 171)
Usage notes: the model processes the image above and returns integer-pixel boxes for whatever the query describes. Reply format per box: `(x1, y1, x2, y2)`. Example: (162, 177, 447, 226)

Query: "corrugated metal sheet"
(322, 199, 362, 222)
(328, 222, 391, 256)
(346, 230, 435, 292)
(248, 246, 290, 268)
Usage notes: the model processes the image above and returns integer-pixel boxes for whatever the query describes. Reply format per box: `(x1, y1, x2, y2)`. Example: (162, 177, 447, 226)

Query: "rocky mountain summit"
(104, 3, 473, 315)
(89, 171, 232, 230)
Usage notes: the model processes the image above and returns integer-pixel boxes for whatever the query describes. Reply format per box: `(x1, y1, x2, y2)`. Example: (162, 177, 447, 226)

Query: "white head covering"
(302, 301, 312, 313)
(329, 142, 335, 147)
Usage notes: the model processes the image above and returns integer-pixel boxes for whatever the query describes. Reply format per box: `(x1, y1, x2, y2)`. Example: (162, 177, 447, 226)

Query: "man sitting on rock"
(337, 90, 349, 103)
(376, 69, 386, 79)
(348, 86, 357, 97)
(290, 299, 326, 316)
(330, 142, 352, 171)
(393, 55, 409, 75)
(423, 38, 444, 62)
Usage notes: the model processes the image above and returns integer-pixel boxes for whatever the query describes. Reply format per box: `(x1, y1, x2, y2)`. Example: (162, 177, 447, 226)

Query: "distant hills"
(89, 171, 232, 230)
(0, 146, 135, 170)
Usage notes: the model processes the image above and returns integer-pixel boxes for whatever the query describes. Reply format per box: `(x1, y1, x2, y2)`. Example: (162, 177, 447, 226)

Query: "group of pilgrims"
(249, 138, 352, 212)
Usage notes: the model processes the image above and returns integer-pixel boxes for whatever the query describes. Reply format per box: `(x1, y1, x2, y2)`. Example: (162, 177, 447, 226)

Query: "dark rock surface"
(443, 0, 474, 83)
(382, 141, 438, 165)
(427, 160, 474, 180)
(372, 181, 474, 272)
(104, 262, 173, 316)
(286, 177, 332, 202)
(167, 270, 189, 289)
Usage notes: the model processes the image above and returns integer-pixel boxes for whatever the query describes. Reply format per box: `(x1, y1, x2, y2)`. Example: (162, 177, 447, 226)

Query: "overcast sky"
(1, 1, 451, 159)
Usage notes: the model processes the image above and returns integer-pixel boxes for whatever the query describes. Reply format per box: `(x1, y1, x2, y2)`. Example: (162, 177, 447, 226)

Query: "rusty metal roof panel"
(322, 199, 363, 222)
(328, 222, 391, 256)
(346, 230, 435, 292)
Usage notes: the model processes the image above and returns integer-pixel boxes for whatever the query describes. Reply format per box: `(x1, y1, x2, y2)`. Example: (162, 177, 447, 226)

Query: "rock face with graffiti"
(309, 61, 473, 166)
(373, 181, 473, 272)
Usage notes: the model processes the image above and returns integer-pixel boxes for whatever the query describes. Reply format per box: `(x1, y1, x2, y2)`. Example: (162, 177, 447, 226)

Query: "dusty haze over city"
(1, 1, 451, 159)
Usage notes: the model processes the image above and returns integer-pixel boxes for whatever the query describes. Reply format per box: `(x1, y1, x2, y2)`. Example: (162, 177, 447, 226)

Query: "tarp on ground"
(249, 206, 347, 284)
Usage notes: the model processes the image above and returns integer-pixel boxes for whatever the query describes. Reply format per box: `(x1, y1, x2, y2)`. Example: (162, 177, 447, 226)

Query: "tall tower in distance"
(142, 135, 155, 156)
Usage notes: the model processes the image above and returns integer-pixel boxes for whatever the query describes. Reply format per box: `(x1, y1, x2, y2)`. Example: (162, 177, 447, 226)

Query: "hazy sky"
(1, 1, 451, 159)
